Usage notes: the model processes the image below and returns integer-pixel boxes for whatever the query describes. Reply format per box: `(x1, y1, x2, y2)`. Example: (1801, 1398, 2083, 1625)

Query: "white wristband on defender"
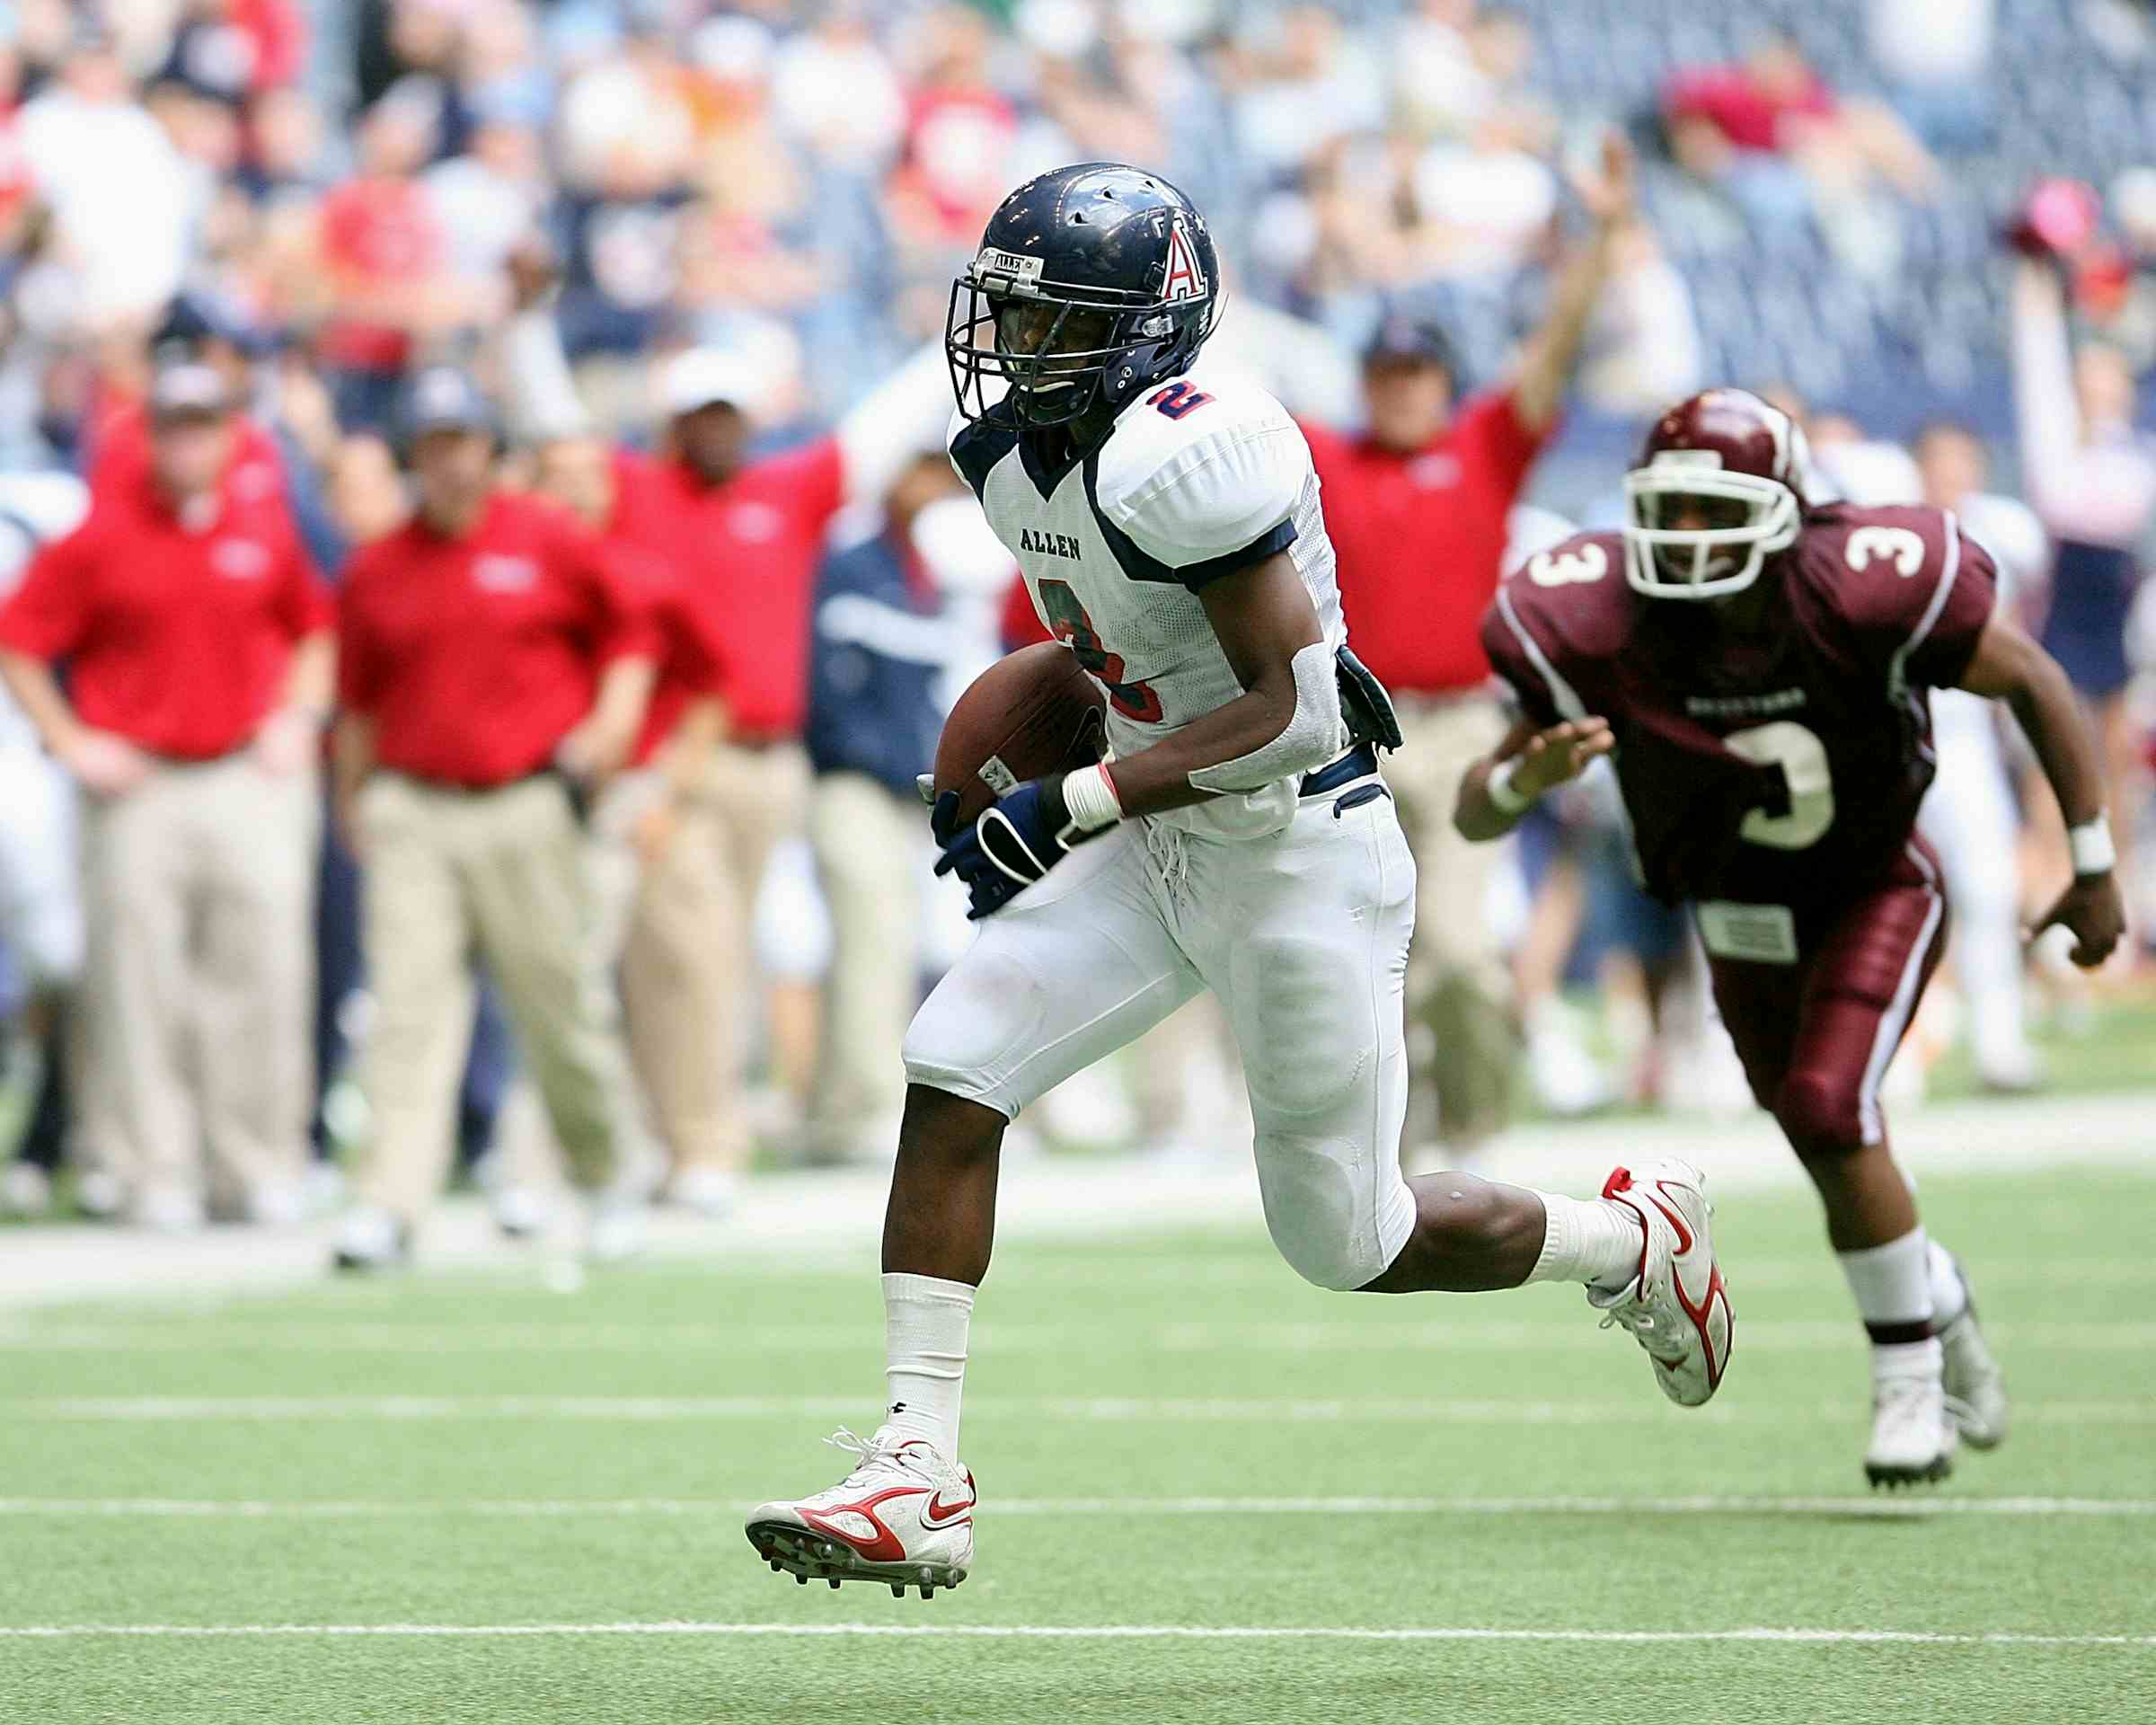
(1487, 756, 1533, 817)
(1061, 763, 1124, 833)
(2068, 813, 2116, 877)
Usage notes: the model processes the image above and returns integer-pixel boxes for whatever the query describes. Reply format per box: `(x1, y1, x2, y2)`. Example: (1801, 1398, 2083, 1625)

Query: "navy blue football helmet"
(947, 163, 1223, 429)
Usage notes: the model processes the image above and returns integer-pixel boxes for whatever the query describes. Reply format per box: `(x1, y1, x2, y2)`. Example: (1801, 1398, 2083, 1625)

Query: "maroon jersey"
(1481, 504, 1998, 907)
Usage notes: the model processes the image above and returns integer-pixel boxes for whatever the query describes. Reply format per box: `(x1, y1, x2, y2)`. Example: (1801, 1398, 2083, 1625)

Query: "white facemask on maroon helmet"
(1622, 389, 1811, 600)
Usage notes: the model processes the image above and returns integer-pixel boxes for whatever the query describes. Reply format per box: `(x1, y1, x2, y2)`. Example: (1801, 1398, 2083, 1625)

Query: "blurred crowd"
(0, 0, 2151, 1243)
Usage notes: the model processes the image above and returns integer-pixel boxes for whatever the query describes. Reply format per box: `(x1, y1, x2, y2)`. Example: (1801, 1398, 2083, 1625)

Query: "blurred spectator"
(1664, 32, 1939, 270)
(1392, 2, 1554, 148)
(1912, 420, 2049, 1089)
(1226, 5, 1386, 185)
(2011, 255, 2156, 932)
(15, 15, 194, 327)
(0, 358, 331, 1230)
(330, 367, 654, 1269)
(311, 81, 469, 431)
(1302, 134, 1633, 1163)
(1867, 0, 1995, 154)
(801, 448, 960, 1164)
(531, 430, 738, 1216)
(421, 103, 549, 294)
(885, 5, 1021, 266)
(770, 5, 908, 172)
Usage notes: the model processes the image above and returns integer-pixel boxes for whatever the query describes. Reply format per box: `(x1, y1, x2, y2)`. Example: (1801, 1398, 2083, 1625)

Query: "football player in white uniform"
(745, 164, 1735, 1597)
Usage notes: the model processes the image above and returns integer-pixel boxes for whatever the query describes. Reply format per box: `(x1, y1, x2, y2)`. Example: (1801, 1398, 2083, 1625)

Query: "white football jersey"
(950, 366, 1348, 838)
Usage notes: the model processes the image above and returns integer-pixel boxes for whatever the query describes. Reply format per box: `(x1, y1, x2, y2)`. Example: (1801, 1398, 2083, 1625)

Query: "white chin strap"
(1621, 468, 1800, 601)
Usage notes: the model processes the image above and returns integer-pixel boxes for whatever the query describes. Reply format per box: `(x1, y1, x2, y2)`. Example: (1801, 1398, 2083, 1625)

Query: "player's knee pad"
(1773, 1066, 1863, 1156)
(1253, 1131, 1398, 1292)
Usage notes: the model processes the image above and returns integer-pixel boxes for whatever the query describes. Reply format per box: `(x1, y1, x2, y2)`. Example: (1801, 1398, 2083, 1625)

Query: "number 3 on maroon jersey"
(1726, 721, 1834, 849)
(1035, 579, 1165, 722)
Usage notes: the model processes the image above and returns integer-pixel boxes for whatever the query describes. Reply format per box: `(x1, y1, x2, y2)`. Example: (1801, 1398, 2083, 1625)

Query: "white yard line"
(0, 1622, 2148, 1647)
(0, 1494, 2150, 1521)
(6, 1393, 2153, 1425)
(1, 1318, 2147, 1354)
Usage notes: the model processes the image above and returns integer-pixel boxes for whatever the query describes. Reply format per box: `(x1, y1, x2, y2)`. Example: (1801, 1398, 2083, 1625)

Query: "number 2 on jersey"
(1146, 382, 1213, 420)
(1035, 579, 1165, 722)
(1724, 721, 1834, 850)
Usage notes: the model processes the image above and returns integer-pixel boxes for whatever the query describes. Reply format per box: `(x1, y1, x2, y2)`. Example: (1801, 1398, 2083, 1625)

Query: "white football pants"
(904, 773, 1418, 1290)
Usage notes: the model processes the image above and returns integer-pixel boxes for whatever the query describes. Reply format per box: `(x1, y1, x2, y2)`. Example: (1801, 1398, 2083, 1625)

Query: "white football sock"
(1527, 1191, 1642, 1293)
(881, 1272, 975, 1457)
(1925, 1237, 1969, 1327)
(1838, 1226, 1935, 1340)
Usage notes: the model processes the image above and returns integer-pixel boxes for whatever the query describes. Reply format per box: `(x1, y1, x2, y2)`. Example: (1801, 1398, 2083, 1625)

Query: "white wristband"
(1060, 762, 1124, 834)
(1486, 756, 1533, 817)
(2068, 814, 2116, 878)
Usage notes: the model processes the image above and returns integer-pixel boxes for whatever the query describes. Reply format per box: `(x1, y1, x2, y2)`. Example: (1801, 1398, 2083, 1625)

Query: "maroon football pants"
(1704, 838, 1949, 1156)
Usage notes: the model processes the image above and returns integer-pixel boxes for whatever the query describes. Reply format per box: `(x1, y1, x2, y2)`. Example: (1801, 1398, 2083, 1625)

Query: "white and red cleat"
(1589, 1159, 1734, 1407)
(746, 1427, 975, 1598)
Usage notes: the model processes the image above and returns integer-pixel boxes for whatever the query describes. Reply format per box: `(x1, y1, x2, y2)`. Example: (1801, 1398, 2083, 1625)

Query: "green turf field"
(2, 1165, 2152, 1723)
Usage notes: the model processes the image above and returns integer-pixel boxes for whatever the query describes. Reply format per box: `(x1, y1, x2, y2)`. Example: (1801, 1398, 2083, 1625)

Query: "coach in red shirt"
(331, 367, 656, 1269)
(0, 359, 332, 1229)
(499, 294, 950, 1159)
(1303, 137, 1635, 1162)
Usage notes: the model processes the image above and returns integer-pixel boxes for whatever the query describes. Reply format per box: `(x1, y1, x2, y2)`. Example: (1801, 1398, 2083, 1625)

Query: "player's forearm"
(0, 651, 83, 756)
(1454, 754, 1534, 842)
(2006, 657, 2107, 833)
(1096, 676, 1321, 818)
(1959, 618, 2107, 835)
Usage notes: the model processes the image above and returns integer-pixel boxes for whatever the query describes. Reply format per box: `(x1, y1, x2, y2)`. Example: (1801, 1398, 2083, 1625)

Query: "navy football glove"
(932, 774, 1101, 920)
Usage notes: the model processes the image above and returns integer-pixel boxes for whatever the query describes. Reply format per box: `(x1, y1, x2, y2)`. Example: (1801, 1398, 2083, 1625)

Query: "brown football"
(933, 642, 1107, 827)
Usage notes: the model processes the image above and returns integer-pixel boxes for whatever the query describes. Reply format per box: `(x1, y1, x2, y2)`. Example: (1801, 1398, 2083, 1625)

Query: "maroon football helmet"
(1623, 389, 1811, 600)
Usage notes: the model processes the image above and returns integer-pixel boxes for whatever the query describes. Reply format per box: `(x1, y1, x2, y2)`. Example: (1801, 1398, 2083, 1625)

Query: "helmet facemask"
(1622, 454, 1801, 600)
(946, 244, 1216, 429)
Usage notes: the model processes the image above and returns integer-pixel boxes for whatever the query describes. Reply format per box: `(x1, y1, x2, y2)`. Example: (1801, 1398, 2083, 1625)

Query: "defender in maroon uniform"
(1459, 390, 2125, 1485)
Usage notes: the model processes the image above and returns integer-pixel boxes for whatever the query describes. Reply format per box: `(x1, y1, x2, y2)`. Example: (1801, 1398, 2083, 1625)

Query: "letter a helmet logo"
(1162, 219, 1207, 303)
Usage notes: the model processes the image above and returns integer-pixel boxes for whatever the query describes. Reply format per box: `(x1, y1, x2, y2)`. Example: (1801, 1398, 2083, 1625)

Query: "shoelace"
(1596, 1283, 1688, 1363)
(823, 1425, 894, 1470)
(822, 1425, 936, 1484)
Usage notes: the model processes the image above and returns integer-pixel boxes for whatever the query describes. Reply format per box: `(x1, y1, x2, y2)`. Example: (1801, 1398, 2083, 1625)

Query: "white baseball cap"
(658, 348, 761, 419)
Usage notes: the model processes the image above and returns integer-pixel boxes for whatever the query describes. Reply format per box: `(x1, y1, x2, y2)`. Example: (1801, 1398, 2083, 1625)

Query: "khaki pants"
(352, 773, 635, 1223)
(588, 765, 737, 1175)
(805, 773, 919, 1152)
(76, 755, 316, 1208)
(1383, 693, 1520, 1147)
(592, 742, 807, 1176)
